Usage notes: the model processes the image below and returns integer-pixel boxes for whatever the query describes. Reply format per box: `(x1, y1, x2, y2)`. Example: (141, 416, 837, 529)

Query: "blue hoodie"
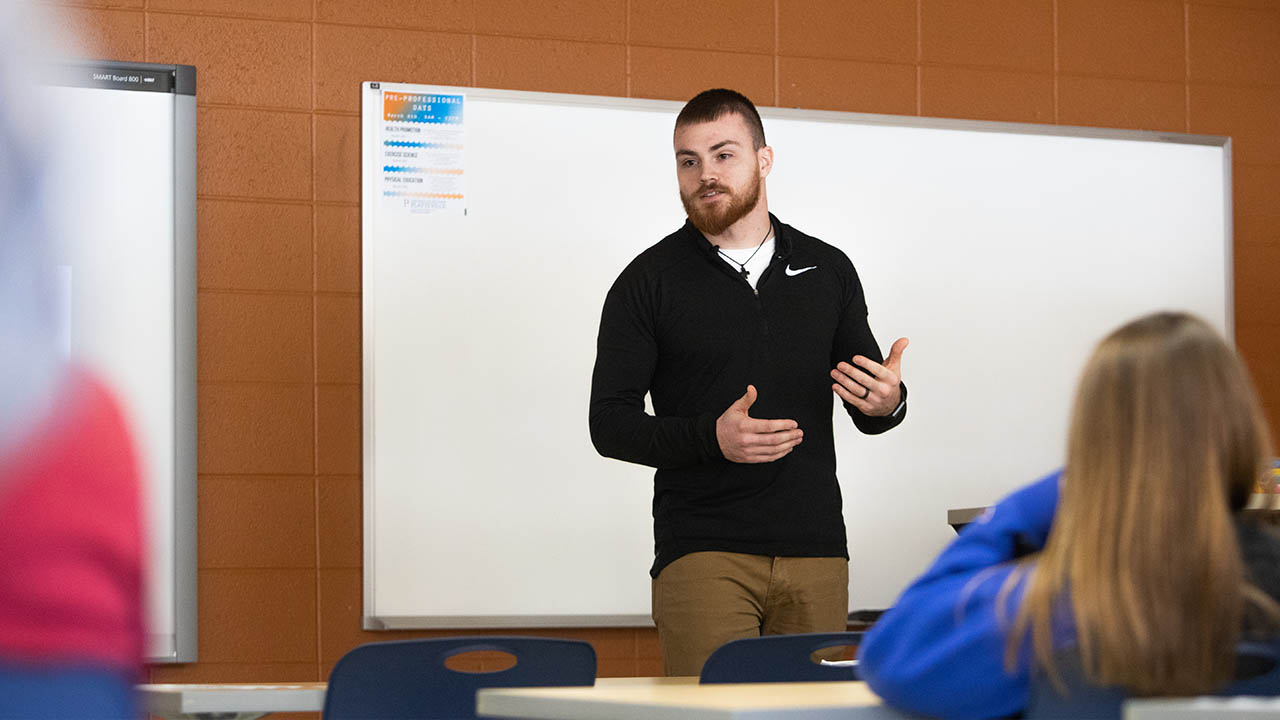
(857, 471, 1062, 720)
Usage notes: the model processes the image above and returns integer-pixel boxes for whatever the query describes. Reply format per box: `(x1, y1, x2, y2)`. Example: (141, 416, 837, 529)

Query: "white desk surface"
(141, 678, 1280, 720)
(138, 682, 327, 720)
(137, 676, 694, 720)
(1125, 696, 1280, 719)
(477, 680, 915, 720)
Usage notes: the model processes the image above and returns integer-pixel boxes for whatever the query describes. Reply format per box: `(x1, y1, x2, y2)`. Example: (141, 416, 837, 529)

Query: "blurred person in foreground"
(858, 311, 1280, 719)
(0, 3, 146, 718)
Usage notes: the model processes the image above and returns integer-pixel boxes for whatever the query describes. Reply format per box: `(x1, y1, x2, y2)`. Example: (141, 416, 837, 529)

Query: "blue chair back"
(0, 663, 136, 719)
(1026, 641, 1280, 720)
(323, 636, 597, 720)
(699, 632, 863, 684)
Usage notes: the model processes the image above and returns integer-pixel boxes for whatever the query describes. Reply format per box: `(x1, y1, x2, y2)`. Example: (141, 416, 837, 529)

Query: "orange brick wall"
(39, 0, 1280, 688)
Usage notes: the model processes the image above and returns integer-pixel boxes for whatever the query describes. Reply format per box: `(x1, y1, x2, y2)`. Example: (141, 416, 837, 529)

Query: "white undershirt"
(717, 238, 775, 290)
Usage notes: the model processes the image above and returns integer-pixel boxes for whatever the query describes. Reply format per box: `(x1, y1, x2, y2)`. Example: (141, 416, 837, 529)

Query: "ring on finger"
(859, 386, 870, 400)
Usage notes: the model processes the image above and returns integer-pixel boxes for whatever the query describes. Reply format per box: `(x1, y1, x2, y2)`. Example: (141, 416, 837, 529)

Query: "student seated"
(0, 369, 145, 720)
(856, 312, 1280, 720)
(0, 8, 146, 714)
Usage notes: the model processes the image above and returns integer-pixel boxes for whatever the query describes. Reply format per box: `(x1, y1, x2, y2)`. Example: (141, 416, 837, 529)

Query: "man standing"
(589, 88, 909, 676)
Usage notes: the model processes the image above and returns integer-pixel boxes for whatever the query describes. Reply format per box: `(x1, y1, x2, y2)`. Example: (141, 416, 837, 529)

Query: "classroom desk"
(138, 682, 326, 720)
(1125, 696, 1280, 718)
(946, 506, 986, 532)
(138, 677, 696, 720)
(476, 680, 915, 719)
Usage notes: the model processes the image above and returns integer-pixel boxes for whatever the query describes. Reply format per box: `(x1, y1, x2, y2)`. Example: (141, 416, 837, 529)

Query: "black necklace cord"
(714, 224, 773, 280)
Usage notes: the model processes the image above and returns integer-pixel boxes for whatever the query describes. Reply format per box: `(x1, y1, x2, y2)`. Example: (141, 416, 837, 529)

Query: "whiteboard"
(42, 61, 197, 661)
(361, 82, 1230, 628)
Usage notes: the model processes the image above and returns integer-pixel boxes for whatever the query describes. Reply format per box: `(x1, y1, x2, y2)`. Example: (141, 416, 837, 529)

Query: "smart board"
(42, 61, 197, 661)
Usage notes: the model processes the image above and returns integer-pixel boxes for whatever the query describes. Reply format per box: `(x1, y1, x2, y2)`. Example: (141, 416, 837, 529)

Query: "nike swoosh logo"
(785, 264, 817, 277)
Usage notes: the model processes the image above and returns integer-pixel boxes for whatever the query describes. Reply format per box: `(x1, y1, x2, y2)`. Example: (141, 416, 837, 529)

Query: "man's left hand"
(831, 337, 908, 416)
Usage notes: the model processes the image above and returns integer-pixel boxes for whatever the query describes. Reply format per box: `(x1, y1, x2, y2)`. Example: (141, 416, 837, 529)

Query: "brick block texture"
(40, 0, 1280, 697)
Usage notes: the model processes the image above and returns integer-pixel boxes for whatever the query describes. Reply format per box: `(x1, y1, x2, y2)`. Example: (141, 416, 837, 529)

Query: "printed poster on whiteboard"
(377, 86, 465, 216)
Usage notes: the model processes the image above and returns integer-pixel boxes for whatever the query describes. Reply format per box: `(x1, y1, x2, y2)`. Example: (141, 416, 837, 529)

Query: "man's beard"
(681, 172, 761, 236)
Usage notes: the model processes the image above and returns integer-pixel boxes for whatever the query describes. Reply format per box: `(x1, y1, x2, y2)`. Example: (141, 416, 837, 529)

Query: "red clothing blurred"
(0, 369, 144, 673)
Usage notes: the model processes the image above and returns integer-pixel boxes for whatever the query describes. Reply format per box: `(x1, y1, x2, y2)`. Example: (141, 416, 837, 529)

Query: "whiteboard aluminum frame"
(360, 83, 1233, 630)
(171, 67, 198, 664)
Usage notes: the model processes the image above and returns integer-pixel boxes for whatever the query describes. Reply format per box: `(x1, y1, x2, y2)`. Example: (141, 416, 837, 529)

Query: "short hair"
(675, 88, 766, 149)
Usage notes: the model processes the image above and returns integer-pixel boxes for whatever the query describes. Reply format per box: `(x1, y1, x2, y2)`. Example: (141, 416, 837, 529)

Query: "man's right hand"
(715, 385, 803, 463)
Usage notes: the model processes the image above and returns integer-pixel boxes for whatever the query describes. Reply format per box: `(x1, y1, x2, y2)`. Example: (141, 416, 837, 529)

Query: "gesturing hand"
(831, 337, 908, 417)
(716, 385, 803, 463)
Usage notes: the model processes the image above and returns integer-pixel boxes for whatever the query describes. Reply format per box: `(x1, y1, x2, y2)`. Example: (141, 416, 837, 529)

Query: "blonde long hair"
(1010, 312, 1275, 695)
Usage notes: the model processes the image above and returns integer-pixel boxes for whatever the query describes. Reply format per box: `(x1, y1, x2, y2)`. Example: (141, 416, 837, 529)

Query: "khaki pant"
(651, 551, 849, 677)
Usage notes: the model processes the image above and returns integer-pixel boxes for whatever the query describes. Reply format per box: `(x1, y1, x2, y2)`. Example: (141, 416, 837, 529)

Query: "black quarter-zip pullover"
(589, 213, 906, 577)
